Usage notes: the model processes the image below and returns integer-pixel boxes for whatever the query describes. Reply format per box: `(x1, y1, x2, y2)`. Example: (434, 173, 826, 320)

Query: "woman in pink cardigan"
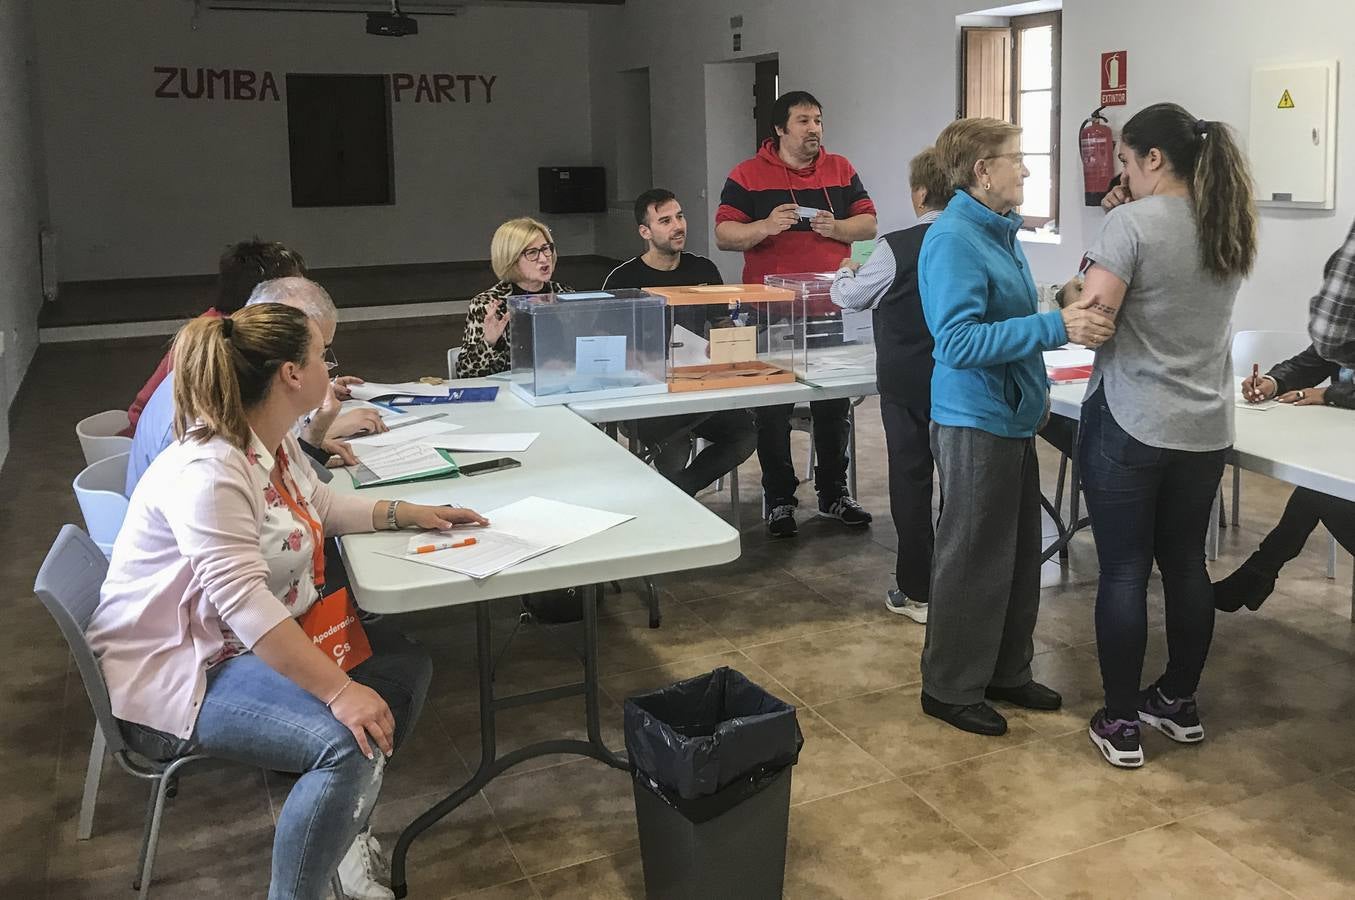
(87, 303, 488, 900)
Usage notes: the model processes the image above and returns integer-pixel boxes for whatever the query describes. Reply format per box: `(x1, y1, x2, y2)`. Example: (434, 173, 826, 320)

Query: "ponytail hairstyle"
(171, 303, 313, 448)
(1120, 102, 1258, 279)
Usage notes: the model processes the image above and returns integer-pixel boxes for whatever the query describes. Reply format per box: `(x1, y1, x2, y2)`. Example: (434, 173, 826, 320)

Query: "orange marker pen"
(414, 537, 478, 554)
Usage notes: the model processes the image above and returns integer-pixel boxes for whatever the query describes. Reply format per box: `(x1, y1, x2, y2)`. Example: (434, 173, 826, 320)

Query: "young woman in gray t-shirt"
(1072, 102, 1258, 769)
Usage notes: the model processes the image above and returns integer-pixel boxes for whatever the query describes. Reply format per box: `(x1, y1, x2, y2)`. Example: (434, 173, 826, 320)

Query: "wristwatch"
(387, 500, 402, 531)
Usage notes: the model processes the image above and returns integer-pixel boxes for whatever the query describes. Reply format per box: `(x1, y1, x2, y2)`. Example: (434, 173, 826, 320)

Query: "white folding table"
(1047, 382, 1355, 614)
(333, 383, 740, 897)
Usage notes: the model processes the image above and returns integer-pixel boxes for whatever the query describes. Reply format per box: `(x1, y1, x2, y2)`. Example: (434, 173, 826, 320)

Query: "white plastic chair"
(34, 525, 346, 899)
(76, 409, 132, 466)
(447, 347, 463, 380)
(73, 452, 131, 558)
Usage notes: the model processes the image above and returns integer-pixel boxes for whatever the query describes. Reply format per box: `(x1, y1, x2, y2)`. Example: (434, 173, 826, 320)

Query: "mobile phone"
(459, 457, 522, 476)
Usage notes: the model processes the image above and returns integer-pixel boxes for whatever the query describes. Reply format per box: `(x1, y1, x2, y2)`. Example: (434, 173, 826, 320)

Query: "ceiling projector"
(367, 3, 417, 36)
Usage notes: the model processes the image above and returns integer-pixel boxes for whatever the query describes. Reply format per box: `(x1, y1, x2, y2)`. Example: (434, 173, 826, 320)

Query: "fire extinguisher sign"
(1101, 51, 1127, 106)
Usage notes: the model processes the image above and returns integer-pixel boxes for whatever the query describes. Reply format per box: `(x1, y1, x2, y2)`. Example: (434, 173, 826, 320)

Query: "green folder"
(350, 449, 459, 489)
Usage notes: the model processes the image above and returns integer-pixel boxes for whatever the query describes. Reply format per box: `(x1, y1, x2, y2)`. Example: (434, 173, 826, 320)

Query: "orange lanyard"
(270, 447, 326, 589)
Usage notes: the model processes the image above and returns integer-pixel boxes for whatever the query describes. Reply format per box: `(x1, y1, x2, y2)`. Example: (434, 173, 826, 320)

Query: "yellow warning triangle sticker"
(1277, 89, 1295, 109)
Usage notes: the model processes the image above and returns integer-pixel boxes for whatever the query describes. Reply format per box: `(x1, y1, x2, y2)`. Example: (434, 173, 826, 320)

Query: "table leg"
(390, 592, 626, 898)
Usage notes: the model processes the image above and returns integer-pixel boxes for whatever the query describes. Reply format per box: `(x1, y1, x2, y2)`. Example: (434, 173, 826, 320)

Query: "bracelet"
(325, 678, 353, 707)
(387, 500, 401, 531)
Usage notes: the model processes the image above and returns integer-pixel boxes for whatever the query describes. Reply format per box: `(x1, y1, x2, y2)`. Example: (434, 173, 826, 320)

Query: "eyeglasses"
(323, 345, 339, 371)
(520, 243, 557, 263)
(985, 152, 1026, 165)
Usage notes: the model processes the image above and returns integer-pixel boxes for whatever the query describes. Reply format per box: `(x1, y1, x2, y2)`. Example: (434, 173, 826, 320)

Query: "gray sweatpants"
(921, 423, 1043, 705)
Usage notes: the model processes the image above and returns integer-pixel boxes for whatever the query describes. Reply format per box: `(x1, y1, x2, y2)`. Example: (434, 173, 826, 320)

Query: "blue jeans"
(1078, 388, 1227, 720)
(122, 621, 433, 900)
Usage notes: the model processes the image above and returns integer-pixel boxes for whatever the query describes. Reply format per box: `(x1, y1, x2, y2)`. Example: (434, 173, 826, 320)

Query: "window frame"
(959, 10, 1062, 231)
(1010, 11, 1061, 229)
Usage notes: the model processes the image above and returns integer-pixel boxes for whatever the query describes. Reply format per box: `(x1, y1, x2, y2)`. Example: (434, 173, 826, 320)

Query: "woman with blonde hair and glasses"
(1075, 103, 1258, 769)
(455, 216, 573, 378)
(87, 303, 489, 899)
(918, 117, 1117, 736)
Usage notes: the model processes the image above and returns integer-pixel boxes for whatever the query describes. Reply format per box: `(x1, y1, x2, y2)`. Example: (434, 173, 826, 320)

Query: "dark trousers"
(754, 398, 852, 507)
(631, 409, 757, 496)
(880, 396, 934, 603)
(1078, 389, 1227, 720)
(1250, 487, 1355, 576)
(922, 424, 1043, 705)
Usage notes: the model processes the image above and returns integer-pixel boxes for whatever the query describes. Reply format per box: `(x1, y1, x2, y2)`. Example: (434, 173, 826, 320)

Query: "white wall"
(0, 0, 45, 469)
(590, 0, 1355, 335)
(34, 1, 598, 281)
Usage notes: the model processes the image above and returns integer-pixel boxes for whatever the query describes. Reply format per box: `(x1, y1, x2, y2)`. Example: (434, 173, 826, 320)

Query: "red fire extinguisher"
(1079, 106, 1115, 207)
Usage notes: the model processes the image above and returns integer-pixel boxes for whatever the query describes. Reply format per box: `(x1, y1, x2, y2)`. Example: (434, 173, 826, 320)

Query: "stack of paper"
(1043, 346, 1096, 384)
(392, 497, 635, 579)
(350, 444, 457, 487)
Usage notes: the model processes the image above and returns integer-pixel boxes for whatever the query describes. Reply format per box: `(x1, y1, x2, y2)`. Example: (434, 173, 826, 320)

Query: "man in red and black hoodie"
(716, 90, 878, 538)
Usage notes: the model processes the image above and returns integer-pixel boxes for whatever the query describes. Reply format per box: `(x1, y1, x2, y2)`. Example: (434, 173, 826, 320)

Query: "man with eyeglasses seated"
(602, 188, 757, 496)
(455, 217, 572, 378)
(126, 277, 387, 495)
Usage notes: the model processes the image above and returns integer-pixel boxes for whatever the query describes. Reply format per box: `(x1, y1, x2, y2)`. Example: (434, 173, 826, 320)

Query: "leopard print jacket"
(454, 280, 571, 378)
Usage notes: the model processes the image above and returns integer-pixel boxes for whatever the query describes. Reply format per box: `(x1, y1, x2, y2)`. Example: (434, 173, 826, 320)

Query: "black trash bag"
(624, 667, 803, 803)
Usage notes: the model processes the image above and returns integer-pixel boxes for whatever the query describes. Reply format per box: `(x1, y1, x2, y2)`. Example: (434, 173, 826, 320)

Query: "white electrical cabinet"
(1249, 61, 1338, 210)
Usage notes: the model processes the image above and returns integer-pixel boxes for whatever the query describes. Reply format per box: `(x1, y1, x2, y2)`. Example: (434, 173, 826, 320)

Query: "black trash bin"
(624, 667, 803, 900)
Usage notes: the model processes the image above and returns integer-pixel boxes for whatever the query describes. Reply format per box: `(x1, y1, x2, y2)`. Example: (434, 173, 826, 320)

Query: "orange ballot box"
(645, 284, 799, 393)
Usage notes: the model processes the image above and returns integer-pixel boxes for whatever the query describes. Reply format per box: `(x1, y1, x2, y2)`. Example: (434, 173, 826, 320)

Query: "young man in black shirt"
(603, 189, 756, 496)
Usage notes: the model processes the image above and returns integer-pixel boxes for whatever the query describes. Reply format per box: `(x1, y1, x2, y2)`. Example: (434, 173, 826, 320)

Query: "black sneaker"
(767, 504, 798, 538)
(1138, 685, 1204, 743)
(1088, 708, 1144, 768)
(818, 495, 873, 527)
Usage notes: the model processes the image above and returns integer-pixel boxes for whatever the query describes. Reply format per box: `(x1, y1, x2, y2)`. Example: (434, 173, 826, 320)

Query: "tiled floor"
(4, 323, 1355, 898)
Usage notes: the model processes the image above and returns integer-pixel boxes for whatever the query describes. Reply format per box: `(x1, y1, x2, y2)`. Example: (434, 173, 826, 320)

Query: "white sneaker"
(885, 589, 928, 624)
(337, 830, 393, 900)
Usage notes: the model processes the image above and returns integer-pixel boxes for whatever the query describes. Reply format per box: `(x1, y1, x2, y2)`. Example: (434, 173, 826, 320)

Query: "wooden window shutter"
(961, 27, 1012, 121)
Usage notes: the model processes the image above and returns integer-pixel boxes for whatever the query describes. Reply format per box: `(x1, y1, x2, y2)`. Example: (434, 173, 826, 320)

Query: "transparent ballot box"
(644, 284, 799, 393)
(762, 273, 876, 385)
(507, 289, 670, 405)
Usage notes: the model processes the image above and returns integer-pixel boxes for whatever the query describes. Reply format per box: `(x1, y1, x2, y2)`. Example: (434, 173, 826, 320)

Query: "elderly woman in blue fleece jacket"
(916, 117, 1117, 737)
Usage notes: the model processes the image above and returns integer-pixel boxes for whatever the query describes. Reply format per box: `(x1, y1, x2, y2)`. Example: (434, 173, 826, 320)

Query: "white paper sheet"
(575, 335, 627, 376)
(841, 308, 874, 342)
(348, 418, 464, 449)
(349, 381, 451, 401)
(429, 432, 540, 453)
(392, 529, 553, 579)
(670, 325, 709, 368)
(351, 443, 451, 481)
(485, 497, 634, 546)
(392, 497, 635, 579)
(1042, 347, 1097, 368)
(1236, 398, 1282, 411)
